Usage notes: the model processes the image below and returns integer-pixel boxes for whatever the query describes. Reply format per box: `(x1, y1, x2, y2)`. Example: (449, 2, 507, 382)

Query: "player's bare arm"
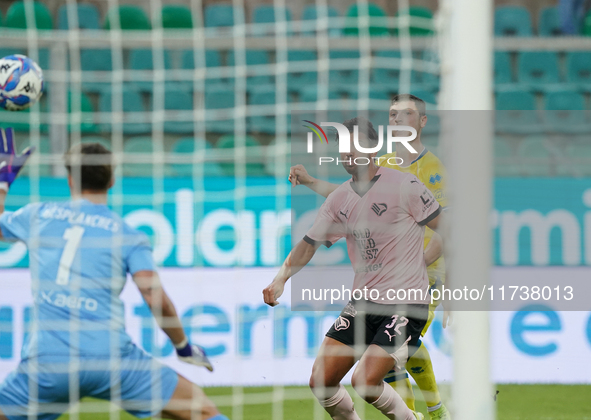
(133, 270, 214, 371)
(263, 239, 320, 307)
(289, 164, 338, 198)
(425, 213, 452, 328)
(423, 231, 443, 267)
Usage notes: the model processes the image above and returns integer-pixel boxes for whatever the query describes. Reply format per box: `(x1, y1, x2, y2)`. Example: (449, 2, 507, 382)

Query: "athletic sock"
(317, 384, 361, 420)
(207, 415, 231, 420)
(406, 341, 442, 410)
(388, 376, 416, 411)
(427, 402, 442, 412)
(370, 382, 416, 420)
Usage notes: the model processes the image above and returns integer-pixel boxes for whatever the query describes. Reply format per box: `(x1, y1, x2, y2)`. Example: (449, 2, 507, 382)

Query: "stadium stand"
(4, 1, 53, 30)
(0, 0, 589, 179)
(161, 5, 193, 29)
(103, 5, 151, 30)
(57, 3, 100, 30)
(494, 6, 533, 36)
(99, 87, 151, 134)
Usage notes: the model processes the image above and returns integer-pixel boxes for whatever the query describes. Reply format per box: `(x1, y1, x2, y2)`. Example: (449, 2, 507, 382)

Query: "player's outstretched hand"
(263, 280, 284, 307)
(0, 127, 35, 190)
(176, 342, 214, 372)
(288, 164, 314, 187)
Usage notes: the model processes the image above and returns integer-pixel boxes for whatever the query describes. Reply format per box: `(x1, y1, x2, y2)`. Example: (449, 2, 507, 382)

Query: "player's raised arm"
(289, 164, 339, 198)
(0, 127, 35, 240)
(133, 270, 214, 371)
(263, 238, 320, 307)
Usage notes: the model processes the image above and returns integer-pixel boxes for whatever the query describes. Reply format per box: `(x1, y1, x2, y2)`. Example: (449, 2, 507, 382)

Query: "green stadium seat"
(4, 1, 53, 30)
(161, 5, 193, 29)
(104, 5, 151, 30)
(517, 52, 561, 92)
(329, 50, 360, 89)
(249, 88, 280, 134)
(169, 137, 224, 177)
(372, 50, 423, 94)
(123, 137, 155, 177)
(494, 51, 513, 87)
(343, 3, 389, 37)
(57, 4, 100, 30)
(583, 11, 591, 35)
(204, 4, 237, 28)
(163, 89, 194, 134)
(393, 7, 435, 37)
(287, 50, 317, 92)
(566, 52, 591, 92)
(301, 5, 340, 36)
(544, 91, 590, 133)
(227, 50, 273, 90)
(538, 6, 562, 37)
(495, 89, 542, 134)
(204, 86, 235, 133)
(62, 91, 98, 133)
(298, 87, 347, 123)
(420, 49, 440, 91)
(216, 135, 266, 176)
(129, 49, 174, 92)
(99, 87, 150, 134)
(0, 105, 47, 133)
(251, 5, 292, 36)
(180, 49, 225, 88)
(493, 137, 520, 177)
(494, 6, 533, 36)
(557, 139, 591, 176)
(80, 49, 113, 93)
(0, 48, 25, 58)
(516, 135, 552, 177)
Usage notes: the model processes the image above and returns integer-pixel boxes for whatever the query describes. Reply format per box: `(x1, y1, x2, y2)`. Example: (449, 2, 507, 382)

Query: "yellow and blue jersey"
(378, 148, 447, 289)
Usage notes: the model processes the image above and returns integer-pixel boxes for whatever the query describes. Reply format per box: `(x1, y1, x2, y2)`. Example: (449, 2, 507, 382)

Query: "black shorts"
(326, 300, 428, 369)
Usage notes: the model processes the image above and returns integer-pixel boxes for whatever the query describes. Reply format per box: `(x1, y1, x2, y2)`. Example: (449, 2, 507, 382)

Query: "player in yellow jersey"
(289, 94, 451, 420)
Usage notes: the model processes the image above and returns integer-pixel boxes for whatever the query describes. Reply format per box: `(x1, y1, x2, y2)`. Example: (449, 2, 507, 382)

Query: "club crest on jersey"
(334, 316, 350, 331)
(429, 173, 442, 185)
(371, 203, 387, 216)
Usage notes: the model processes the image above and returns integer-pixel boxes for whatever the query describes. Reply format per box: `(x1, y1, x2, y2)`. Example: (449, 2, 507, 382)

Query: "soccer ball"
(0, 54, 44, 111)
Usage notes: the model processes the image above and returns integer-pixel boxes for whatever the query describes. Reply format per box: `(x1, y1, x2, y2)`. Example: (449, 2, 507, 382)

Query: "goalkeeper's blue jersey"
(0, 199, 155, 359)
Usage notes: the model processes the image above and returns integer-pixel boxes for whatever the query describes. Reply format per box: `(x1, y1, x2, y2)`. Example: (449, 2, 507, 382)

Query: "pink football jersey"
(305, 166, 441, 304)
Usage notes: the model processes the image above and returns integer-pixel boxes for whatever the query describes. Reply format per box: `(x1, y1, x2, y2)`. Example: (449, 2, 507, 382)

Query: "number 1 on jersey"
(56, 226, 85, 285)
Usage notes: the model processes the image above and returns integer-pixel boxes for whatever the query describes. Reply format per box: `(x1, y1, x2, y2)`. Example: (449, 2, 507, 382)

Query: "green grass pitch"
(57, 384, 591, 420)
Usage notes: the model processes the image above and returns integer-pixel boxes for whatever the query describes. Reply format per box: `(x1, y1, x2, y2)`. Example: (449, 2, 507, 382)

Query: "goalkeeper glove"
(0, 127, 35, 192)
(175, 339, 214, 372)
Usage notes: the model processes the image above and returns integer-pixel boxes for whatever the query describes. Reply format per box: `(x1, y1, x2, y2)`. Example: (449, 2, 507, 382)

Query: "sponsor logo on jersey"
(343, 301, 357, 317)
(339, 209, 350, 220)
(371, 203, 387, 216)
(334, 316, 350, 331)
(429, 173, 442, 185)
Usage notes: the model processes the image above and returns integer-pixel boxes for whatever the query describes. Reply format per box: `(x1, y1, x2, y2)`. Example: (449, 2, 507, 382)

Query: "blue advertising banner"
(0, 177, 590, 267)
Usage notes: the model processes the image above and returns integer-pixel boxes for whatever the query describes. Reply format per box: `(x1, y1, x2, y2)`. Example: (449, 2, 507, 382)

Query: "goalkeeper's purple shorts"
(0, 344, 179, 420)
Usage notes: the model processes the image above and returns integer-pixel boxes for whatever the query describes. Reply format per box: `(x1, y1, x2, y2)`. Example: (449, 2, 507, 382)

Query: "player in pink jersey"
(263, 117, 443, 420)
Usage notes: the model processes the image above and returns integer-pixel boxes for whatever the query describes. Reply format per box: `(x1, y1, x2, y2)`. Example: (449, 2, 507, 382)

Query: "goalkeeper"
(0, 132, 229, 420)
(290, 94, 450, 420)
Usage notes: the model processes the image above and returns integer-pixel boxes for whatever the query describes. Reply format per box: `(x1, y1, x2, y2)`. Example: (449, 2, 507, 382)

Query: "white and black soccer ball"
(0, 54, 44, 111)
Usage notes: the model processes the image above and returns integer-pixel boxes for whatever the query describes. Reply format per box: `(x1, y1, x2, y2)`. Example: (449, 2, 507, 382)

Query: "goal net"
(0, 0, 510, 419)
